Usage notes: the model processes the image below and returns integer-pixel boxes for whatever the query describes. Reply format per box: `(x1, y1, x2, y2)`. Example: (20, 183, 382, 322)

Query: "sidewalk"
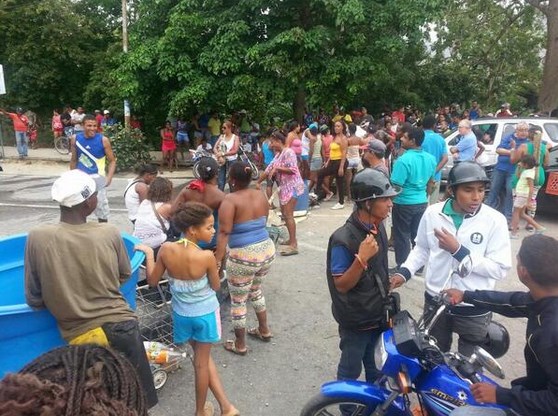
(0, 145, 194, 179)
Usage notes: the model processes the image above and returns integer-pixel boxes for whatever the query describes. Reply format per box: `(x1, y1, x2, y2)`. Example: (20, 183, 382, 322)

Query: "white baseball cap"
(103, 109, 110, 115)
(52, 170, 97, 207)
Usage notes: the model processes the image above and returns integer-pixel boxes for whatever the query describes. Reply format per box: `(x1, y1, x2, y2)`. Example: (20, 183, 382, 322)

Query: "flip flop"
(204, 401, 215, 416)
(280, 246, 299, 256)
(222, 407, 241, 416)
(223, 340, 247, 356)
(247, 327, 273, 342)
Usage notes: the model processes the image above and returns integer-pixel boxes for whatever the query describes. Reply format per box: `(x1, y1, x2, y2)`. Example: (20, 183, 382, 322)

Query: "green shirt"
(442, 199, 465, 230)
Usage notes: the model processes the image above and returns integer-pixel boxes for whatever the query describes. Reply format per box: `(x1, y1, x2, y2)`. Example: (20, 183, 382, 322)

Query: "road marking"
(0, 202, 128, 212)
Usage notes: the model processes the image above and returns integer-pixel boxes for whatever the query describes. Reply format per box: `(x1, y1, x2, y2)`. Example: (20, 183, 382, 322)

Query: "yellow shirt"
(329, 141, 342, 160)
(208, 117, 221, 136)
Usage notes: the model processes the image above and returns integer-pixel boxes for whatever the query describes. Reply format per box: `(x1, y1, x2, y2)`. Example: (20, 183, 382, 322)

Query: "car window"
(476, 123, 498, 144)
(544, 123, 558, 143)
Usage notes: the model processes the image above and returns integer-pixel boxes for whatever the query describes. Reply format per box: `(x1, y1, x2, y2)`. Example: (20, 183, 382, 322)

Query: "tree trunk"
(293, 84, 306, 124)
(538, 0, 558, 113)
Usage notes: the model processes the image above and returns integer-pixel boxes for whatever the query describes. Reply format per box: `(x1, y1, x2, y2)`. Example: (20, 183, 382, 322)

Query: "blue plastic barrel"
(294, 179, 310, 213)
(0, 232, 144, 377)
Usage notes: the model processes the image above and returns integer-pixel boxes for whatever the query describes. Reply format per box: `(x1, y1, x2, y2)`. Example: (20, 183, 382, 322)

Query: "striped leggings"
(227, 238, 276, 330)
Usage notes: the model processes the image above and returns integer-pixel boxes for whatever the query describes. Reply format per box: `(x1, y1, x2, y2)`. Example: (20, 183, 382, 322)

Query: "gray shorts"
(95, 187, 110, 220)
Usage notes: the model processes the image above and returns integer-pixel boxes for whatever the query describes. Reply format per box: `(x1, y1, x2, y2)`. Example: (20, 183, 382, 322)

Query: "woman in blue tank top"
(215, 162, 276, 356)
(136, 202, 239, 416)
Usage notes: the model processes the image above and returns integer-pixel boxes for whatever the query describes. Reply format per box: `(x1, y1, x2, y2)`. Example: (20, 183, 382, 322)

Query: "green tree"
(118, 0, 441, 124)
(426, 0, 545, 111)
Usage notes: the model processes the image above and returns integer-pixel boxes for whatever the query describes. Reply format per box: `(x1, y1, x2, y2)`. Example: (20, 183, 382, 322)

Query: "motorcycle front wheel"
(192, 161, 201, 179)
(249, 162, 259, 180)
(300, 394, 377, 416)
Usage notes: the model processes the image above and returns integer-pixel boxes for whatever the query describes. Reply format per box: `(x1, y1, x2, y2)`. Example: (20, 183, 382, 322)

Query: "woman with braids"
(256, 130, 304, 256)
(172, 157, 225, 250)
(133, 177, 174, 256)
(216, 162, 276, 355)
(0, 344, 148, 415)
(136, 202, 239, 416)
(214, 120, 240, 191)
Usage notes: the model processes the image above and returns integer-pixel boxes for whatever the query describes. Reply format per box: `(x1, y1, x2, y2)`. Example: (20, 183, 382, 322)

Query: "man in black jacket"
(447, 234, 558, 416)
(326, 168, 399, 383)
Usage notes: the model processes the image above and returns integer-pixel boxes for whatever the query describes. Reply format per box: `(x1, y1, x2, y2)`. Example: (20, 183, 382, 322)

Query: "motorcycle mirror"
(473, 346, 505, 379)
(455, 255, 473, 278)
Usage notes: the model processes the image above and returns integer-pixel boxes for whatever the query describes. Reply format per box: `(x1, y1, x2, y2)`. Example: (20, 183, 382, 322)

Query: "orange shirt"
(8, 113, 28, 132)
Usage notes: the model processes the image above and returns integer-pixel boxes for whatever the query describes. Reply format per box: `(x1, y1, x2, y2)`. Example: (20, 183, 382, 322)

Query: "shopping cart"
(136, 279, 191, 390)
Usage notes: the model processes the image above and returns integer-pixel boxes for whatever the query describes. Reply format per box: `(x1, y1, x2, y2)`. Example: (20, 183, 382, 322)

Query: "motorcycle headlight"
(374, 335, 388, 371)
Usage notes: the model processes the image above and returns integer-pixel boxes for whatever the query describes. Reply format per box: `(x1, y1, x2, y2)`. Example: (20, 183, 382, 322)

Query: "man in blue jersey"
(70, 114, 116, 222)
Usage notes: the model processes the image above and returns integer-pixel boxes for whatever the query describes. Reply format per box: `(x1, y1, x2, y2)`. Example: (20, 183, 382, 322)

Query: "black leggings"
(317, 159, 348, 204)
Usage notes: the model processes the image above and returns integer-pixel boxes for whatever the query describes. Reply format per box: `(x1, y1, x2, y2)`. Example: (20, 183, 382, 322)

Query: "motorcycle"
(190, 148, 216, 179)
(301, 259, 511, 416)
(237, 143, 259, 180)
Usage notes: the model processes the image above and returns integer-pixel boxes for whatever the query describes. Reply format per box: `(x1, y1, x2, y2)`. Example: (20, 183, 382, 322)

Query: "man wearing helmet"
(326, 168, 399, 384)
(447, 235, 558, 416)
(390, 161, 511, 356)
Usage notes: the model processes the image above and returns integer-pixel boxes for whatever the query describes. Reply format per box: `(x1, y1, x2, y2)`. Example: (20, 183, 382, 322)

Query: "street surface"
(1, 157, 557, 415)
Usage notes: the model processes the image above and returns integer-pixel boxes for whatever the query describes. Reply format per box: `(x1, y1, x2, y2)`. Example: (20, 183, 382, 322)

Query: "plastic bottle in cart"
(144, 341, 186, 364)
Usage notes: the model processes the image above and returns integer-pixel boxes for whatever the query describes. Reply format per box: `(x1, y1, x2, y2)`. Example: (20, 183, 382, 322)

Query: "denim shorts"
(310, 157, 323, 171)
(173, 308, 221, 344)
(176, 131, 189, 143)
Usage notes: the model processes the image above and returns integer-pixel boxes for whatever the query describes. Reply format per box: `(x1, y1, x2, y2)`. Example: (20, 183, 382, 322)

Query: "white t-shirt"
(72, 112, 86, 132)
(133, 200, 169, 248)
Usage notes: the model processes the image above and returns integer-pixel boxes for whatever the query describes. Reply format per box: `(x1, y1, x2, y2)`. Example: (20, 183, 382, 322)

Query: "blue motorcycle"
(301, 262, 510, 416)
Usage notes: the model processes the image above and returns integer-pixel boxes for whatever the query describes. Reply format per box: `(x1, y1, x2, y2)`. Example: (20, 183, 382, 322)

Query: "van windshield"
(544, 123, 558, 143)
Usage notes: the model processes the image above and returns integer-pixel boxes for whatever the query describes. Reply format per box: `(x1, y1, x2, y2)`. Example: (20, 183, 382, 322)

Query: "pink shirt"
(266, 148, 305, 206)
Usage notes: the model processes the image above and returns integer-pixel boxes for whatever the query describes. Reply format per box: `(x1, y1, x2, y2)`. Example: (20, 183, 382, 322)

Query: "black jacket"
(326, 212, 389, 330)
(463, 290, 558, 415)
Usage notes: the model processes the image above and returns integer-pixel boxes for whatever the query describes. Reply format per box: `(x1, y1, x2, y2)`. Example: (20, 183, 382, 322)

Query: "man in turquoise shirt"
(421, 114, 448, 204)
(391, 126, 436, 268)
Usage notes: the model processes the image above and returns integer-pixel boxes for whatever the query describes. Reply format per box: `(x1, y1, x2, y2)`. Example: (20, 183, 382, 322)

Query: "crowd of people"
(3, 103, 555, 415)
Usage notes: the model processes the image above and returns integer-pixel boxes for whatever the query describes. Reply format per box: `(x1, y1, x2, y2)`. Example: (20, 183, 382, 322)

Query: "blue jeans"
(487, 168, 513, 221)
(392, 203, 427, 267)
(337, 326, 382, 383)
(218, 160, 233, 191)
(15, 131, 28, 157)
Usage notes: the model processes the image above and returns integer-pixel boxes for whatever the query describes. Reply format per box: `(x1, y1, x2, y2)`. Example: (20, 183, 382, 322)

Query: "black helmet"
(479, 320, 510, 359)
(351, 168, 400, 202)
(447, 161, 489, 188)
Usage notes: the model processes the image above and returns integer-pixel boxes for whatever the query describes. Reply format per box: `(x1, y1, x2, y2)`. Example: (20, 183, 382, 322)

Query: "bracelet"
(355, 254, 368, 270)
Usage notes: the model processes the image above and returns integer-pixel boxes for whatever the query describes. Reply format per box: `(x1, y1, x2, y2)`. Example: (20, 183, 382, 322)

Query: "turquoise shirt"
(421, 130, 447, 181)
(391, 149, 436, 205)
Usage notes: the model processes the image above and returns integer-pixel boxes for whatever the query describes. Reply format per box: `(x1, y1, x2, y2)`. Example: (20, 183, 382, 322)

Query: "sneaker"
(309, 192, 318, 199)
(510, 233, 520, 240)
(535, 227, 547, 235)
(331, 203, 344, 210)
(324, 191, 334, 202)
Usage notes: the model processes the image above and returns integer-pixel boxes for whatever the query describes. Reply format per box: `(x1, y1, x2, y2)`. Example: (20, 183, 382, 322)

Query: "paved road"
(1, 162, 557, 415)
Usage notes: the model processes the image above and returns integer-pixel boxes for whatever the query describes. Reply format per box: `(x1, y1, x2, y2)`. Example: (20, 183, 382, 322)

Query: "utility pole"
(122, 0, 130, 128)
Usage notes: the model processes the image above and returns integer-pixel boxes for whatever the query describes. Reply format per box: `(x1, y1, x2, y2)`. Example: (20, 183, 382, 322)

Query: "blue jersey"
(75, 133, 106, 175)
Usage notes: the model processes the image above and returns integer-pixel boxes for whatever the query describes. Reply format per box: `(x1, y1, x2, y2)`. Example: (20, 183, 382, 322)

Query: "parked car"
(440, 117, 558, 214)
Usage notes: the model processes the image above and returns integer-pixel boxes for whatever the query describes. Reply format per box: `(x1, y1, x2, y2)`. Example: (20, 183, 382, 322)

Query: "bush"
(104, 124, 152, 172)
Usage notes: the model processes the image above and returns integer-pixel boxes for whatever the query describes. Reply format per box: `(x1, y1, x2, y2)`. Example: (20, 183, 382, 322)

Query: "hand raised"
(434, 227, 460, 254)
(358, 234, 379, 263)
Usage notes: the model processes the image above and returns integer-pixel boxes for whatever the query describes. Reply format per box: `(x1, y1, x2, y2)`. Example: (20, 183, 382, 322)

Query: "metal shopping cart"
(136, 279, 191, 390)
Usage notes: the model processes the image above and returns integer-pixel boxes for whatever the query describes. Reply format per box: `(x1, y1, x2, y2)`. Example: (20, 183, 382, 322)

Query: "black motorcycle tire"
(192, 161, 201, 179)
(299, 393, 377, 416)
(249, 162, 259, 180)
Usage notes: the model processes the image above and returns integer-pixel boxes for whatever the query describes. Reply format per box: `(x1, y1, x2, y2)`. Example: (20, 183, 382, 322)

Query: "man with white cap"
(70, 114, 116, 222)
(24, 169, 158, 408)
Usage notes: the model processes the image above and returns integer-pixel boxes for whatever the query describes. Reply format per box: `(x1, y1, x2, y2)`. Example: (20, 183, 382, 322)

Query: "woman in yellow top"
(316, 120, 348, 210)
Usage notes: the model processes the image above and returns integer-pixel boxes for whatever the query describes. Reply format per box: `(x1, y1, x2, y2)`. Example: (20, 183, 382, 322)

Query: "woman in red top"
(160, 121, 177, 172)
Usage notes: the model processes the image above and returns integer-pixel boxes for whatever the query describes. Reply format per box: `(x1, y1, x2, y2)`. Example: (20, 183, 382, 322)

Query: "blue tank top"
(228, 216, 269, 248)
(75, 133, 106, 175)
(263, 141, 275, 166)
(169, 275, 219, 317)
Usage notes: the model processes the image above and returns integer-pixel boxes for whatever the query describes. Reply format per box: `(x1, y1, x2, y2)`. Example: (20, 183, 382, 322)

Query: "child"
(196, 136, 213, 153)
(136, 202, 238, 416)
(510, 154, 546, 238)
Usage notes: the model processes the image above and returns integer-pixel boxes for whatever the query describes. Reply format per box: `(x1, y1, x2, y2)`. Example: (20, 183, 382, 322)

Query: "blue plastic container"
(0, 232, 144, 377)
(294, 179, 310, 213)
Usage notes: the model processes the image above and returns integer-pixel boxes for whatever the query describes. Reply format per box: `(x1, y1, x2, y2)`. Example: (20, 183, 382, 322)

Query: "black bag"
(373, 272, 401, 330)
(151, 202, 181, 242)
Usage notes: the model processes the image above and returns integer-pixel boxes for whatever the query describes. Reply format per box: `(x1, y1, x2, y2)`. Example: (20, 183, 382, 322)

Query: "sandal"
(223, 340, 247, 356)
(324, 191, 334, 202)
(280, 246, 299, 256)
(204, 401, 215, 416)
(247, 327, 273, 342)
(222, 407, 240, 416)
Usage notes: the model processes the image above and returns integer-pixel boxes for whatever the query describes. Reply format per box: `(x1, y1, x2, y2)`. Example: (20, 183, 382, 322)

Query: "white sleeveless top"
(219, 134, 239, 162)
(301, 129, 311, 157)
(124, 179, 142, 221)
(133, 200, 169, 248)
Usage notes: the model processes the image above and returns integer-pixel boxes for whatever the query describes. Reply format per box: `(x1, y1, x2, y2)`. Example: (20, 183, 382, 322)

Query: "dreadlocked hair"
(0, 344, 148, 416)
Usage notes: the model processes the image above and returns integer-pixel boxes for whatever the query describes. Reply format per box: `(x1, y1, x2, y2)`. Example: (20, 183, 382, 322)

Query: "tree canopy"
(0, 0, 555, 138)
